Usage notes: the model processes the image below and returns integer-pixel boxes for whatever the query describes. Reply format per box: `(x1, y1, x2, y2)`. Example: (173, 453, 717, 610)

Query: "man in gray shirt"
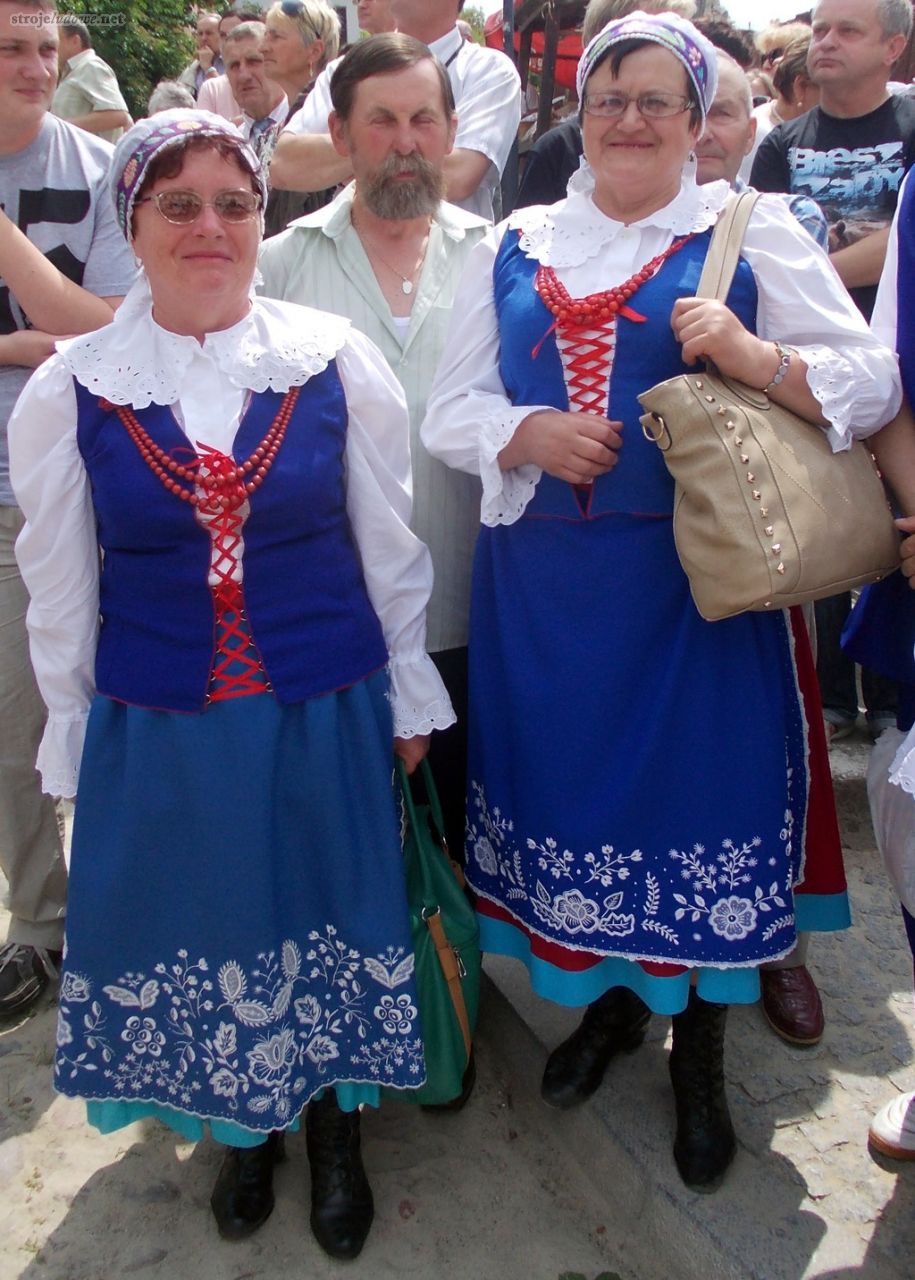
(0, 0, 136, 1017)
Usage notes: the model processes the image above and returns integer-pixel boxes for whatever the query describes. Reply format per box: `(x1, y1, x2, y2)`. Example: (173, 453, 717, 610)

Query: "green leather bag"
(385, 759, 481, 1107)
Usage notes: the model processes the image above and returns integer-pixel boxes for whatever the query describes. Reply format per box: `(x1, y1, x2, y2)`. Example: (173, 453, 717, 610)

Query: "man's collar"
(290, 183, 488, 241)
(243, 95, 287, 128)
(428, 26, 463, 67)
(66, 47, 94, 72)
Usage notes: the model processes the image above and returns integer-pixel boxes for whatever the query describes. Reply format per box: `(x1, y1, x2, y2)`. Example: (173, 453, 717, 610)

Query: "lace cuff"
(479, 407, 544, 526)
(797, 344, 859, 452)
(36, 712, 89, 799)
(388, 654, 457, 738)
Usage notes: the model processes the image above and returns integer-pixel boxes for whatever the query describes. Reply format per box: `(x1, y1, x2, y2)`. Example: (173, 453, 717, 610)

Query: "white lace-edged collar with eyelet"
(56, 274, 352, 407)
(507, 170, 731, 269)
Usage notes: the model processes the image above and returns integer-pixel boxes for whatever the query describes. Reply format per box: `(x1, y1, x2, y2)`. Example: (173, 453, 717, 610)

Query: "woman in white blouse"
(9, 111, 453, 1259)
(422, 12, 900, 1192)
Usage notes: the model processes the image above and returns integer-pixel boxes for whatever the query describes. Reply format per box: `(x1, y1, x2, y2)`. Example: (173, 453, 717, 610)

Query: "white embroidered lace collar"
(57, 275, 351, 407)
(508, 172, 731, 269)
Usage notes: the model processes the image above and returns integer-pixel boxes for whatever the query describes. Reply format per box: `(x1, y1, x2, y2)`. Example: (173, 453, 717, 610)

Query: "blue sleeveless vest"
(492, 226, 759, 518)
(74, 365, 389, 712)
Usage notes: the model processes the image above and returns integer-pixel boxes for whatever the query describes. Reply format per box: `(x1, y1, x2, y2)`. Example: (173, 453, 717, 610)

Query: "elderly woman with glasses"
(9, 111, 453, 1259)
(423, 11, 900, 1191)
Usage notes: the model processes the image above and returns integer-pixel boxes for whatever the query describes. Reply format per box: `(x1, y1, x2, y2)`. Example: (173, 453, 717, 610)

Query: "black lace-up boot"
(210, 1130, 285, 1239)
(668, 989, 736, 1192)
(540, 986, 651, 1109)
(306, 1089, 374, 1260)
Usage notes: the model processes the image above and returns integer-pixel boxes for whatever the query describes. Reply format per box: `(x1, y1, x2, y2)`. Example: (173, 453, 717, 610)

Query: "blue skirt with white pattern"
(55, 671, 425, 1147)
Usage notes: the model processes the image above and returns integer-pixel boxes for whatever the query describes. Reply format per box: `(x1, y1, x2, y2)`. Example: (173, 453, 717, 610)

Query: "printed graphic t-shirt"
(0, 114, 137, 504)
(750, 96, 915, 319)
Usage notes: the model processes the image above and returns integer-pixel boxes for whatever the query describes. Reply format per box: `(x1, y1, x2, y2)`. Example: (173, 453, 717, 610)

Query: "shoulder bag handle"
(695, 189, 762, 304)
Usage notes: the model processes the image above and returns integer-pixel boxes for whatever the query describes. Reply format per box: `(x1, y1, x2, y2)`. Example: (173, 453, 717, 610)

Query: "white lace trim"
(797, 343, 859, 452)
(478, 407, 543, 527)
(57, 277, 351, 407)
(890, 725, 915, 796)
(508, 175, 729, 269)
(388, 658, 457, 738)
(37, 713, 89, 800)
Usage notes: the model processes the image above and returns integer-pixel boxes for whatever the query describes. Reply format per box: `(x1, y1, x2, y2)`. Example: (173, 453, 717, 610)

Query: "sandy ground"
(2, 729, 915, 1280)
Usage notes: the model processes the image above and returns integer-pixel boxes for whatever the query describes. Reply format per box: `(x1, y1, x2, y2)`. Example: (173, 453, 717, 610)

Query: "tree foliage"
(58, 0, 197, 120)
(462, 5, 487, 44)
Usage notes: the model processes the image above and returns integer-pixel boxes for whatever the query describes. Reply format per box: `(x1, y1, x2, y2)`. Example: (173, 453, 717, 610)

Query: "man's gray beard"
(361, 155, 445, 220)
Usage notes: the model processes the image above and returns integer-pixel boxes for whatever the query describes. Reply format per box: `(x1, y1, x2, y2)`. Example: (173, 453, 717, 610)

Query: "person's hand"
(896, 516, 915, 587)
(197, 46, 216, 71)
(500, 409, 623, 484)
(672, 297, 779, 388)
(395, 734, 430, 775)
(0, 330, 67, 368)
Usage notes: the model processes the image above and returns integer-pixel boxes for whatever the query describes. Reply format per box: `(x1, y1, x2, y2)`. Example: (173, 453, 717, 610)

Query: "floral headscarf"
(576, 9, 718, 128)
(110, 110, 267, 243)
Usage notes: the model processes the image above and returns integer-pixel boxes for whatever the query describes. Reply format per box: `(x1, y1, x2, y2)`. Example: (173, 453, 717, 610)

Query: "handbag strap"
(396, 758, 473, 1063)
(695, 189, 762, 303)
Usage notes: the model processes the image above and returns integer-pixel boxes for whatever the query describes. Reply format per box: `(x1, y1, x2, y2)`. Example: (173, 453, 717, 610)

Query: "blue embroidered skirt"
(55, 672, 425, 1145)
(466, 511, 849, 1013)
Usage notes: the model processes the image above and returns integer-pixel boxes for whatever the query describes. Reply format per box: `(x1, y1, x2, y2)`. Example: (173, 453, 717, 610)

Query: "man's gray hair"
(224, 20, 267, 45)
(876, 0, 914, 40)
(714, 49, 752, 117)
(582, 0, 696, 48)
(147, 80, 196, 114)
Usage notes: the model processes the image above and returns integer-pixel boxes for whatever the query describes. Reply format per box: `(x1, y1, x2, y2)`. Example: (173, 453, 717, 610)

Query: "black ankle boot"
(541, 987, 651, 1109)
(306, 1090, 374, 1260)
(669, 989, 736, 1192)
(210, 1131, 285, 1239)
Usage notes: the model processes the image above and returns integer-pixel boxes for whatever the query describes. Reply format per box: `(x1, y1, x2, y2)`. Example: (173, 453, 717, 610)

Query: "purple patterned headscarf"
(576, 9, 718, 127)
(110, 110, 267, 243)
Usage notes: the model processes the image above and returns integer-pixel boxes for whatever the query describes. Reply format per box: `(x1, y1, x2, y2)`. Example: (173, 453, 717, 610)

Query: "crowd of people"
(2, 0, 915, 1262)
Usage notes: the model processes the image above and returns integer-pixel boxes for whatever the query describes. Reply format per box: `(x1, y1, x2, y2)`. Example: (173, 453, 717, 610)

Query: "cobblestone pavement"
(486, 728, 915, 1280)
(727, 730, 915, 1275)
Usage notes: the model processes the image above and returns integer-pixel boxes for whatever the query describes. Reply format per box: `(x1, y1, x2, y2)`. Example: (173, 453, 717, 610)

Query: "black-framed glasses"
(582, 91, 692, 120)
(761, 49, 784, 65)
(135, 189, 261, 226)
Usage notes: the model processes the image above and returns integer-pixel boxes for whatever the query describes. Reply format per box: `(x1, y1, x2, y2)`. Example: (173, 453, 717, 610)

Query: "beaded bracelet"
(764, 341, 792, 392)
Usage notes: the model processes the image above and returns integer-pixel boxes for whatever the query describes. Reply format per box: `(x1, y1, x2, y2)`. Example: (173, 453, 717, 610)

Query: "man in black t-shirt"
(750, 0, 914, 322)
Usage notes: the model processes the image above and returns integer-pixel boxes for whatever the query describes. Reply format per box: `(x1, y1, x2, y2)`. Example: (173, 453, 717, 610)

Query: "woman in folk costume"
(423, 11, 900, 1190)
(9, 110, 454, 1258)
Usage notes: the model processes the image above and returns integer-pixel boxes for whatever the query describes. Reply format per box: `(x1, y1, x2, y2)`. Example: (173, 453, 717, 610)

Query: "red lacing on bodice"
(197, 447, 271, 704)
(533, 235, 693, 418)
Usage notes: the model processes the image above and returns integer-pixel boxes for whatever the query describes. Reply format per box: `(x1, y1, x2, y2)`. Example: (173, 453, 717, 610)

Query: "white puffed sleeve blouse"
(422, 175, 902, 528)
(9, 284, 454, 798)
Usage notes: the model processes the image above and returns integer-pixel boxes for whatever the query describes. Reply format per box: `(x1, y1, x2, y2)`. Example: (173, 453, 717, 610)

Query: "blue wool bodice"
(74, 366, 388, 712)
(492, 226, 759, 518)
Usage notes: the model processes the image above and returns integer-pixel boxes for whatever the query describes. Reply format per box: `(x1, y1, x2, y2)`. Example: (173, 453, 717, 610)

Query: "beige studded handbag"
(638, 190, 899, 623)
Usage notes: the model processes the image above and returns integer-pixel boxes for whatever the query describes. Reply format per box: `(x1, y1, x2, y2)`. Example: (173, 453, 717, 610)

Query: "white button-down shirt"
(281, 26, 521, 221)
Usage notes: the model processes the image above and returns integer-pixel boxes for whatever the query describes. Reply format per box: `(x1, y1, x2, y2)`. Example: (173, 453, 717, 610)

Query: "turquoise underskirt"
(87, 1082, 389, 1148)
(482, 891, 851, 1014)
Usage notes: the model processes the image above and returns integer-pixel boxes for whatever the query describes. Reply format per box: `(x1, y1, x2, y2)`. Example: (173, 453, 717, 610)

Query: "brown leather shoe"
(760, 965, 824, 1046)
